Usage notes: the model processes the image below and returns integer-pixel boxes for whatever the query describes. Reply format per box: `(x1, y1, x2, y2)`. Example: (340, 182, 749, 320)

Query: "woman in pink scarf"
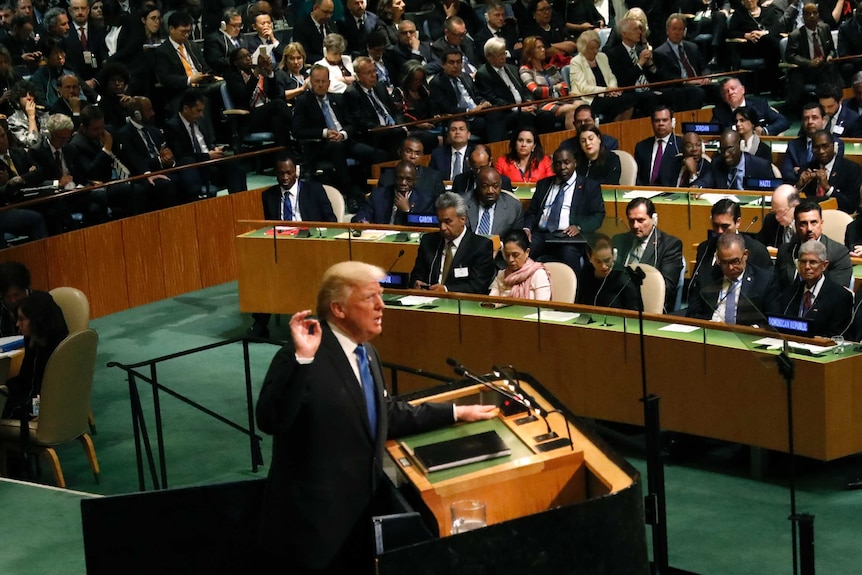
(489, 230, 553, 300)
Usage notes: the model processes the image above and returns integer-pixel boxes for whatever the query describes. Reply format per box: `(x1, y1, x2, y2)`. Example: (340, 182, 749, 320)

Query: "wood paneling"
(122, 212, 166, 308)
(0, 241, 49, 288)
(83, 223, 129, 317)
(195, 195, 237, 287)
(45, 230, 90, 296)
(231, 187, 265, 235)
(159, 204, 202, 298)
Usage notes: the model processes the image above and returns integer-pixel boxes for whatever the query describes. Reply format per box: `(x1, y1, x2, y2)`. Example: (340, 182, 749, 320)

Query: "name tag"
(454, 267, 469, 278)
(833, 125, 844, 135)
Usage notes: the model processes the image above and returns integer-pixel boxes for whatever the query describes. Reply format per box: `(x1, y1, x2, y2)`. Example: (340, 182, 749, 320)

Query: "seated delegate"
(489, 229, 552, 300)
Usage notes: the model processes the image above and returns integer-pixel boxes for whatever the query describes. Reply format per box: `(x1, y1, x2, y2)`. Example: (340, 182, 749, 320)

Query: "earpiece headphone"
(652, 211, 659, 227)
(133, 109, 142, 123)
(671, 117, 676, 130)
(219, 20, 227, 32)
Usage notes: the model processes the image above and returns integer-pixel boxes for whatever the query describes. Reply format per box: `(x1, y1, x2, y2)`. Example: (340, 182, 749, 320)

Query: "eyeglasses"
(398, 29, 416, 35)
(797, 259, 824, 267)
(718, 257, 744, 267)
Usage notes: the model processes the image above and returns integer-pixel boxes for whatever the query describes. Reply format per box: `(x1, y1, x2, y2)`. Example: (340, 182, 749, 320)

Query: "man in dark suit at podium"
(256, 261, 496, 574)
(250, 154, 338, 338)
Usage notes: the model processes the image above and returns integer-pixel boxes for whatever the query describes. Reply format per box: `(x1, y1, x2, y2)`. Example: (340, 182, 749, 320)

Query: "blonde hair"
(317, 261, 385, 319)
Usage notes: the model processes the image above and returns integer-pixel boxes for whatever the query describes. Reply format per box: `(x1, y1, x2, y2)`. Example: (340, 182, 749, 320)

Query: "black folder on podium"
(402, 430, 511, 474)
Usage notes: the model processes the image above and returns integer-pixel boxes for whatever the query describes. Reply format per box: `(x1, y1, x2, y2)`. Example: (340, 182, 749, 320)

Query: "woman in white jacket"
(567, 29, 634, 123)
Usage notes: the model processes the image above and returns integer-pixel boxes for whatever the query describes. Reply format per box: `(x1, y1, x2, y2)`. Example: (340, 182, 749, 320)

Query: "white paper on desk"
(523, 311, 580, 322)
(622, 190, 663, 199)
(398, 296, 438, 306)
(748, 196, 771, 206)
(751, 337, 837, 354)
(698, 193, 740, 205)
(658, 324, 701, 333)
(752, 337, 784, 349)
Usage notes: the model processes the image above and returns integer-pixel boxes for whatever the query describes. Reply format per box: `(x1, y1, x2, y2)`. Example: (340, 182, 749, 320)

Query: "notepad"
(403, 430, 511, 474)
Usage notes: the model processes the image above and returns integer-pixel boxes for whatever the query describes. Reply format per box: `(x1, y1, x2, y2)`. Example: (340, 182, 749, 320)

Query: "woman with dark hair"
(489, 229, 553, 300)
(397, 59, 437, 123)
(1, 291, 69, 419)
(0, 45, 24, 118)
(28, 37, 82, 107)
(576, 234, 639, 310)
(519, 36, 582, 130)
(521, 0, 577, 62)
(0, 260, 30, 337)
(97, 61, 132, 131)
(377, 0, 409, 47)
(493, 127, 553, 183)
(735, 106, 772, 161)
(576, 125, 620, 185)
(6, 79, 48, 147)
(108, 3, 165, 97)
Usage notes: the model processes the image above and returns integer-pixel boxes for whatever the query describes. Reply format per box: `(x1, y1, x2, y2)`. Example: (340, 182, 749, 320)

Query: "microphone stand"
(775, 346, 814, 575)
(625, 265, 670, 575)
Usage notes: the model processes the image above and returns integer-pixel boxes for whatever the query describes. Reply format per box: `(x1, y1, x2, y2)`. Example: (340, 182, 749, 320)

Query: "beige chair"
(49, 287, 90, 333)
(771, 163, 782, 179)
(628, 263, 665, 314)
(0, 329, 100, 488)
(543, 262, 577, 303)
(614, 150, 638, 187)
(323, 184, 347, 222)
(49, 286, 95, 433)
(821, 209, 853, 245)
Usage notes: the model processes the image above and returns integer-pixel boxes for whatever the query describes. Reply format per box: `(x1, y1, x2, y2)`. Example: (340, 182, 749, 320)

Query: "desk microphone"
(492, 365, 546, 418)
(743, 215, 759, 233)
(445, 357, 529, 411)
(387, 249, 405, 273)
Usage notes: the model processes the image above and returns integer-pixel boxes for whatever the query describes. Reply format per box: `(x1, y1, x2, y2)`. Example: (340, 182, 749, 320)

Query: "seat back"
(220, 80, 234, 110)
(614, 150, 638, 186)
(542, 261, 577, 303)
(49, 287, 90, 333)
(628, 263, 665, 314)
(322, 184, 347, 222)
(36, 329, 99, 445)
(821, 209, 853, 245)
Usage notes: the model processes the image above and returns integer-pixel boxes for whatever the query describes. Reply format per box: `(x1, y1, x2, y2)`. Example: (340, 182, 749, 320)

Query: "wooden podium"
(375, 374, 650, 574)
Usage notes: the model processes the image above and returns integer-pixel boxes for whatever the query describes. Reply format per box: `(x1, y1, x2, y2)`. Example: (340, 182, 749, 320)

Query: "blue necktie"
(319, 97, 339, 131)
(477, 208, 491, 235)
(724, 279, 737, 324)
(355, 344, 377, 437)
(545, 180, 569, 231)
(282, 191, 294, 220)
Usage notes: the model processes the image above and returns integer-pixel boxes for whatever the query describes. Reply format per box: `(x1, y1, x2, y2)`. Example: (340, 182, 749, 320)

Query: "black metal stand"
(626, 266, 699, 575)
(775, 350, 815, 575)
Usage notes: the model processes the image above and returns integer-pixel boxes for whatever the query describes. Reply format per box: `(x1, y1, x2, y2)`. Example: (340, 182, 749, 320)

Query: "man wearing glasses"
(778, 238, 853, 338)
(774, 201, 852, 292)
(756, 184, 800, 249)
(386, 19, 433, 86)
(204, 7, 246, 77)
(686, 232, 778, 325)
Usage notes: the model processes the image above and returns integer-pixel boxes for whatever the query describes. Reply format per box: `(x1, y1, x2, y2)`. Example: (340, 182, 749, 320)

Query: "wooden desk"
(373, 294, 862, 462)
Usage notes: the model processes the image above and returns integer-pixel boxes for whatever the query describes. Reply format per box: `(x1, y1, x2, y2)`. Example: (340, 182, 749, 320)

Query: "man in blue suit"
(711, 128, 775, 190)
(780, 103, 844, 183)
(250, 155, 338, 338)
(633, 106, 684, 186)
(818, 82, 862, 138)
(337, 0, 378, 56)
(351, 161, 435, 225)
(428, 118, 473, 181)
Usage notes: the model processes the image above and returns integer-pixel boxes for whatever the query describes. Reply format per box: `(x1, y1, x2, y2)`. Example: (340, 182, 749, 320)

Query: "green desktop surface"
(382, 294, 856, 364)
(243, 226, 424, 243)
(396, 418, 534, 484)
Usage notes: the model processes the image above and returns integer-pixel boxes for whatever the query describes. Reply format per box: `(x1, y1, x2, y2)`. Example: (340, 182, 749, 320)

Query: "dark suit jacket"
(710, 152, 775, 189)
(428, 145, 473, 180)
(224, 67, 283, 111)
(605, 42, 659, 89)
(291, 90, 355, 141)
(350, 186, 435, 225)
(379, 165, 444, 198)
(688, 235, 773, 311)
(203, 31, 248, 77)
(474, 62, 534, 108)
(427, 37, 479, 76)
(429, 71, 483, 115)
(559, 133, 619, 153)
(26, 142, 73, 183)
(66, 132, 114, 183)
(756, 211, 792, 249)
(687, 264, 779, 325)
(710, 96, 790, 135)
(523, 175, 605, 234)
(785, 23, 837, 66)
(774, 234, 852, 291)
(409, 228, 496, 293)
(386, 41, 434, 85)
(64, 22, 107, 81)
(290, 15, 338, 64)
(162, 114, 216, 165)
(612, 228, 684, 312)
(472, 22, 521, 65)
(465, 191, 524, 236)
(338, 10, 379, 55)
(343, 82, 405, 143)
(261, 181, 337, 222)
(830, 104, 862, 139)
(451, 170, 513, 195)
(778, 276, 853, 337)
(256, 324, 453, 569)
(798, 156, 862, 214)
(656, 154, 715, 188)
(114, 121, 169, 175)
(245, 34, 285, 66)
(653, 39, 708, 80)
(0, 146, 43, 199)
(153, 39, 210, 93)
(633, 135, 684, 186)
